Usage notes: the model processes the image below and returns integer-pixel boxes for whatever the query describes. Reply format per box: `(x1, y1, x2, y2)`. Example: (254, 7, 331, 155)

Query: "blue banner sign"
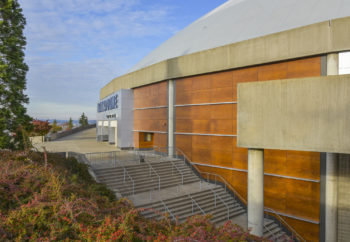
(97, 94, 118, 113)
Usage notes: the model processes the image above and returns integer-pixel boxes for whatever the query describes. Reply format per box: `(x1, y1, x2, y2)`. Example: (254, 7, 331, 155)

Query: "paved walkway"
(33, 128, 118, 154)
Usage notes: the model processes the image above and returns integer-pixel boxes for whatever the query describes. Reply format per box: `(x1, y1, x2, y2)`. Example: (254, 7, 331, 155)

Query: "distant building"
(96, 1, 350, 241)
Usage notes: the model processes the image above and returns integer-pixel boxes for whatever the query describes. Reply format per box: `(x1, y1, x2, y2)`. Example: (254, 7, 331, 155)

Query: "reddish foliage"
(32, 119, 51, 136)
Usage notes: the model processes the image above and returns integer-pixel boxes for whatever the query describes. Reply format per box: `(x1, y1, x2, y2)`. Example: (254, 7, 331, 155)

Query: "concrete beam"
(237, 74, 350, 154)
(101, 16, 350, 99)
(248, 149, 264, 237)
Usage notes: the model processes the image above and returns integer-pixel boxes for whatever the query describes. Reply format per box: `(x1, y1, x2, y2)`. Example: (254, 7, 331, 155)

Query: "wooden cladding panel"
(134, 81, 167, 109)
(176, 135, 192, 160)
(286, 57, 321, 79)
(133, 132, 140, 149)
(134, 108, 167, 132)
(134, 108, 167, 120)
(154, 133, 167, 148)
(173, 57, 322, 242)
(176, 72, 234, 105)
(283, 217, 319, 242)
(176, 104, 236, 135)
(264, 176, 320, 221)
(134, 119, 167, 132)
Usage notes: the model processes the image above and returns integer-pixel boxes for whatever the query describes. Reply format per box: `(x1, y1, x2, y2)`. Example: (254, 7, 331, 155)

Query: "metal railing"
(85, 151, 135, 195)
(144, 160, 161, 191)
(160, 199, 176, 221)
(187, 194, 205, 216)
(121, 166, 135, 195)
(208, 186, 230, 220)
(152, 147, 305, 242)
(170, 160, 184, 185)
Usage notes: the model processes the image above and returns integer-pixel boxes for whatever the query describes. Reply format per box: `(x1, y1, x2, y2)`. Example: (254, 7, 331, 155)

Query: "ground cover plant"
(0, 150, 263, 241)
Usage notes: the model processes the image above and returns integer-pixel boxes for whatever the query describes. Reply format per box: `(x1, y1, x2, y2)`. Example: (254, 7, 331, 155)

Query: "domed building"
(96, 1, 350, 241)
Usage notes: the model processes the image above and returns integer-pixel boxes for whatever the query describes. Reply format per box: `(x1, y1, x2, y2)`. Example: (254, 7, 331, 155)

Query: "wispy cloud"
(19, 0, 178, 120)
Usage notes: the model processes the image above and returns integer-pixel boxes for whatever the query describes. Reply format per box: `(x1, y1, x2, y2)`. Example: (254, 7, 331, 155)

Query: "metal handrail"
(144, 160, 161, 191)
(87, 151, 135, 195)
(160, 199, 176, 221)
(164, 147, 305, 242)
(187, 194, 205, 215)
(170, 160, 184, 185)
(122, 167, 135, 195)
(207, 186, 230, 220)
(193, 168, 305, 241)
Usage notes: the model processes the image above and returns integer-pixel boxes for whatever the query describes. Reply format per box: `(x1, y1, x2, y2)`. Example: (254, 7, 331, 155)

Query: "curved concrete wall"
(101, 16, 350, 99)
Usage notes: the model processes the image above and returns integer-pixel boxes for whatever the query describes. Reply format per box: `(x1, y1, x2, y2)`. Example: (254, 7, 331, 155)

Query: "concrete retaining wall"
(48, 124, 96, 141)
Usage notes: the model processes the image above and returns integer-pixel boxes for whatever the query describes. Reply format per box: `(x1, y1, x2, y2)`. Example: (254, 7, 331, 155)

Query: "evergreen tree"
(67, 117, 73, 130)
(51, 119, 62, 133)
(0, 0, 31, 149)
(79, 113, 88, 127)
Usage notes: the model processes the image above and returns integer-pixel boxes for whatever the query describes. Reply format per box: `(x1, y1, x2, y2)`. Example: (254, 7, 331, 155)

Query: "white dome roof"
(129, 0, 350, 73)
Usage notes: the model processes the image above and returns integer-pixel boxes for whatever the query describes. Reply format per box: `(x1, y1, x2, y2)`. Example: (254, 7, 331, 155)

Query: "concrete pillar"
(324, 53, 339, 242)
(325, 153, 338, 242)
(327, 53, 339, 75)
(168, 80, 174, 157)
(248, 148, 264, 237)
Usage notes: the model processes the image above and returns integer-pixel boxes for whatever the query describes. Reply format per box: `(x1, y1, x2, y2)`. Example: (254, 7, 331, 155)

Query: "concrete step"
(97, 169, 194, 182)
(116, 178, 200, 196)
(139, 188, 222, 209)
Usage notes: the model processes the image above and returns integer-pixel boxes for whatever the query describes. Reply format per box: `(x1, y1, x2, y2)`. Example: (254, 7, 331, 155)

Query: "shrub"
(0, 150, 263, 241)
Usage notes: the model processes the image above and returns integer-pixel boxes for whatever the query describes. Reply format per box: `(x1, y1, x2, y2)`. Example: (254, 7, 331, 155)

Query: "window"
(144, 133, 153, 142)
(339, 51, 350, 74)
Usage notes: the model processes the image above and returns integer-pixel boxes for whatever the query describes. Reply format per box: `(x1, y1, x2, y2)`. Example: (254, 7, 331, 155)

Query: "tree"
(32, 119, 51, 141)
(79, 113, 88, 127)
(67, 117, 73, 130)
(0, 0, 32, 149)
(51, 119, 62, 133)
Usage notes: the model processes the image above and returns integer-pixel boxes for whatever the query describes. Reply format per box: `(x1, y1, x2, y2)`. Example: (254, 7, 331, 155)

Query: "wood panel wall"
(133, 81, 168, 149)
(175, 56, 322, 241)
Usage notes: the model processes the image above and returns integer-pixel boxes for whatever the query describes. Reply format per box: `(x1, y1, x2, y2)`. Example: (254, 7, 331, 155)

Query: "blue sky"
(18, 0, 226, 120)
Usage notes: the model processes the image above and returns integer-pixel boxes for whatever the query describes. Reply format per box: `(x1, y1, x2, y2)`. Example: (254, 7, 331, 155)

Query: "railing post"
(123, 169, 126, 182)
(214, 194, 216, 207)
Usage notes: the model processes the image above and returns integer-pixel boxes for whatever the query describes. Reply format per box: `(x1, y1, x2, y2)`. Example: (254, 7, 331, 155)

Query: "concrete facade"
(237, 74, 350, 154)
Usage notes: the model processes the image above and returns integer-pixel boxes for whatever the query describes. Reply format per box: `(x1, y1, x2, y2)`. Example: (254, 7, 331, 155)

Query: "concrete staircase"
(91, 154, 294, 241)
(264, 218, 289, 241)
(136, 186, 245, 224)
(93, 159, 199, 196)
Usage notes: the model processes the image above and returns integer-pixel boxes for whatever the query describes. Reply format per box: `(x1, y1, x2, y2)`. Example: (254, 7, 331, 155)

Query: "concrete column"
(248, 148, 264, 237)
(168, 80, 174, 157)
(327, 53, 339, 75)
(325, 153, 338, 242)
(325, 53, 339, 242)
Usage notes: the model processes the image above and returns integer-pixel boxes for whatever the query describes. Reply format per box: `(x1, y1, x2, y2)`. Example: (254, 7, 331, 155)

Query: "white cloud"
(18, 0, 179, 120)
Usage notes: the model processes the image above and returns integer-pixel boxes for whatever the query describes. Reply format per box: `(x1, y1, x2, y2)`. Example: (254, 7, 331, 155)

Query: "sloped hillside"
(0, 150, 261, 241)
